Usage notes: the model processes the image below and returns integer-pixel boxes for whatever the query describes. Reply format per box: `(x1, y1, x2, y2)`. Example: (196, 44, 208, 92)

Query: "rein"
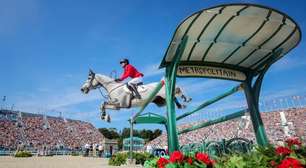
(91, 73, 125, 100)
(108, 83, 125, 95)
(96, 82, 124, 100)
(98, 87, 109, 100)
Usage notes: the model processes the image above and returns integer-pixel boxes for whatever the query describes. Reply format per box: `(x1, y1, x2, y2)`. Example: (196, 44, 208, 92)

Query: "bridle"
(87, 72, 97, 90)
(87, 71, 124, 100)
(87, 72, 108, 100)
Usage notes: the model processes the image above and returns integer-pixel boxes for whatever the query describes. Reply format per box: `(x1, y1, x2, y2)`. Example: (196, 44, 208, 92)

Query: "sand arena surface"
(0, 156, 143, 168)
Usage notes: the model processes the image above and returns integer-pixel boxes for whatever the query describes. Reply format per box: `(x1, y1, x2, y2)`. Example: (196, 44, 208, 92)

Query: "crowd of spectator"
(1, 107, 305, 152)
(0, 110, 104, 151)
(146, 108, 306, 148)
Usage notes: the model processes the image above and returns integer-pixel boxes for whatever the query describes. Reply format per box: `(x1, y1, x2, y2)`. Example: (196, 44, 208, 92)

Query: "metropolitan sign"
(177, 65, 246, 81)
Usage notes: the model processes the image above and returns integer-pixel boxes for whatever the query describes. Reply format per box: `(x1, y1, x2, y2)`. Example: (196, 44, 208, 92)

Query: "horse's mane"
(95, 73, 114, 82)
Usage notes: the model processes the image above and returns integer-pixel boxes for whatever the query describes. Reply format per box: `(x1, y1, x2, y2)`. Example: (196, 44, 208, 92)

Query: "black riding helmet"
(120, 58, 129, 64)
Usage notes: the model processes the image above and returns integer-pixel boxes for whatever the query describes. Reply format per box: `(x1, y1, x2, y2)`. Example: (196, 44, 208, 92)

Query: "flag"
(2, 96, 6, 101)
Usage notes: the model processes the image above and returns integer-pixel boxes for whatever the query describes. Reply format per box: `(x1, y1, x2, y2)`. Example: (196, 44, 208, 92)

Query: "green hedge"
(133, 152, 155, 165)
(108, 153, 128, 166)
(71, 152, 80, 156)
(15, 151, 33, 157)
(144, 137, 306, 168)
(108, 152, 154, 166)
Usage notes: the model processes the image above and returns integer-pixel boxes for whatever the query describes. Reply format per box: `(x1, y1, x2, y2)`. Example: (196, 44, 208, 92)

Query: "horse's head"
(81, 69, 100, 94)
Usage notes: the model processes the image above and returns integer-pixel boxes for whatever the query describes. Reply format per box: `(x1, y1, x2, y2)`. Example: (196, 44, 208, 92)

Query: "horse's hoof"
(177, 104, 186, 109)
(185, 97, 192, 103)
(100, 105, 105, 112)
(105, 114, 111, 123)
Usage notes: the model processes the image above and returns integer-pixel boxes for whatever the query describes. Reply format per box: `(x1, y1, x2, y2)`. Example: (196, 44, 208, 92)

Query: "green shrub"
(108, 152, 154, 166)
(108, 152, 128, 166)
(15, 151, 33, 157)
(144, 157, 158, 168)
(145, 137, 306, 168)
(215, 138, 306, 168)
(71, 152, 80, 156)
(133, 152, 154, 165)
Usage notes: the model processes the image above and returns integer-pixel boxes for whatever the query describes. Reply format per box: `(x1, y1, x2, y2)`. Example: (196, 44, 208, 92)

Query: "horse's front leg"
(100, 103, 111, 123)
(101, 102, 120, 110)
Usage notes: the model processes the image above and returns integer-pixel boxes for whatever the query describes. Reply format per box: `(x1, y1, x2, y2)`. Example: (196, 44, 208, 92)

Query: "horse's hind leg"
(174, 98, 186, 109)
(181, 94, 192, 102)
(175, 87, 192, 103)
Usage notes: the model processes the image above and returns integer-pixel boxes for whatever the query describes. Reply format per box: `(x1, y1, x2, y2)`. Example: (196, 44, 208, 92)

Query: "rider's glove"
(114, 78, 121, 82)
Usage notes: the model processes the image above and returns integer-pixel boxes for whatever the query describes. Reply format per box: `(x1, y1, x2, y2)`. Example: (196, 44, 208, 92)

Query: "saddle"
(123, 82, 147, 98)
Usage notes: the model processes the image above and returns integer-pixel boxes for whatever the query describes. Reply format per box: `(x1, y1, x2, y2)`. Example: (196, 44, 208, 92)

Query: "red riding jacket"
(120, 64, 143, 81)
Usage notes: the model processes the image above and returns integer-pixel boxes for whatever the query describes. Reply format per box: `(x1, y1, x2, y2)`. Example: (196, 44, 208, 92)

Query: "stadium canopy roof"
(123, 137, 145, 143)
(159, 3, 301, 80)
(131, 112, 167, 124)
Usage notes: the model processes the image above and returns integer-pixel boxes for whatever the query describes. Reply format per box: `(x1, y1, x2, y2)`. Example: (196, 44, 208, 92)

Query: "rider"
(115, 58, 144, 99)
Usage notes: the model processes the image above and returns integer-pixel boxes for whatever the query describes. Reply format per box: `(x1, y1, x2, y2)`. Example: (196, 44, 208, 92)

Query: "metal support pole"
(177, 84, 242, 121)
(243, 78, 268, 146)
(243, 50, 282, 146)
(165, 36, 189, 153)
(129, 119, 133, 164)
(179, 109, 247, 134)
(165, 70, 179, 153)
(132, 81, 164, 121)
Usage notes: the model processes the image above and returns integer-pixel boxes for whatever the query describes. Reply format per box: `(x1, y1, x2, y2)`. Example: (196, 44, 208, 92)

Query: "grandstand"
(0, 110, 104, 155)
(146, 107, 306, 148)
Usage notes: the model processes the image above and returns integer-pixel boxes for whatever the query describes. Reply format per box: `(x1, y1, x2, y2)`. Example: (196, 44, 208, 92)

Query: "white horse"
(81, 70, 191, 122)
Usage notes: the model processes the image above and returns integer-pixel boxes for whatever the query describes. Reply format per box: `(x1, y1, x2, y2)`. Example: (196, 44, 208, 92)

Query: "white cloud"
(141, 63, 163, 79)
(14, 87, 101, 113)
(64, 110, 97, 121)
(261, 87, 303, 101)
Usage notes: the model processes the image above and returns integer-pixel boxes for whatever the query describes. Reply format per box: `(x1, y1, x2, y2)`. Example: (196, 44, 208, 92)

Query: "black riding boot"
(131, 84, 141, 99)
(126, 84, 135, 96)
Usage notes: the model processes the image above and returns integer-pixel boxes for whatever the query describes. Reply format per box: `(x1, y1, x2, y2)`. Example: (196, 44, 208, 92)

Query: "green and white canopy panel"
(160, 3, 301, 81)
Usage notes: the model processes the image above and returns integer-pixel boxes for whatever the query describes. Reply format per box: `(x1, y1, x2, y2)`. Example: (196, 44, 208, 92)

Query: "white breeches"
(128, 77, 143, 85)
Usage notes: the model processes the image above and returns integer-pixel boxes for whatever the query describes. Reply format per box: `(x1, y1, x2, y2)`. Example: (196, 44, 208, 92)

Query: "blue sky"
(1, 0, 305, 131)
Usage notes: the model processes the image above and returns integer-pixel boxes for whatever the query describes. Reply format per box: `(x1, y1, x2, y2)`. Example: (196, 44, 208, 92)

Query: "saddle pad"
(123, 85, 147, 93)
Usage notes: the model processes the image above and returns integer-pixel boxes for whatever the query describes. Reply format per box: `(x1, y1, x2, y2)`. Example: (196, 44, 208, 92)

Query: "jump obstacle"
(128, 3, 301, 156)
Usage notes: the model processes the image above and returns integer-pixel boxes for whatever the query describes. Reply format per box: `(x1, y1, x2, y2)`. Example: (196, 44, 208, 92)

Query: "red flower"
(186, 157, 193, 165)
(210, 159, 216, 165)
(275, 146, 292, 156)
(270, 160, 277, 167)
(157, 157, 169, 168)
(277, 157, 304, 168)
(195, 152, 214, 165)
(285, 137, 302, 147)
(169, 151, 184, 163)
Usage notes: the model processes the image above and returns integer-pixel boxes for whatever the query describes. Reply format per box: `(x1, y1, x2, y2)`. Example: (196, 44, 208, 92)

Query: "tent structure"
(130, 3, 301, 154)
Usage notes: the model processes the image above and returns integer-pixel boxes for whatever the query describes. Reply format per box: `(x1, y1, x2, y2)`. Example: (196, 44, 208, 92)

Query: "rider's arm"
(119, 65, 131, 81)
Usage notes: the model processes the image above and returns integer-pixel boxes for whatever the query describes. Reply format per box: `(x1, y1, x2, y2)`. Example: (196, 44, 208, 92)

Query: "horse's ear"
(89, 69, 94, 74)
